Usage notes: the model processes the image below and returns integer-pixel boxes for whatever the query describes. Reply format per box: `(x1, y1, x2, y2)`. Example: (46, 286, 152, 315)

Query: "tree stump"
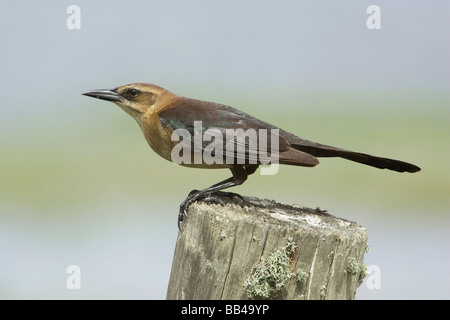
(166, 194, 368, 300)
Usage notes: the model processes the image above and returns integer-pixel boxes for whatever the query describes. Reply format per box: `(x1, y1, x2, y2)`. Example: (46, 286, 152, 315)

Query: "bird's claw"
(178, 200, 191, 231)
(178, 190, 201, 231)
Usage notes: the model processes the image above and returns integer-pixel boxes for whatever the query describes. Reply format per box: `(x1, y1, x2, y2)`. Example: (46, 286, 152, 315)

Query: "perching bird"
(82, 83, 421, 229)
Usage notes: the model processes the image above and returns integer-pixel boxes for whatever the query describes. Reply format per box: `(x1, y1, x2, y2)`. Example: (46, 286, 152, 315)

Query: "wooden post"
(166, 194, 369, 300)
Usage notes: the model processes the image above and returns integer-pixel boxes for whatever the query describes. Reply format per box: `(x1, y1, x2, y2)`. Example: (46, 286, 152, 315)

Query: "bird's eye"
(127, 88, 140, 98)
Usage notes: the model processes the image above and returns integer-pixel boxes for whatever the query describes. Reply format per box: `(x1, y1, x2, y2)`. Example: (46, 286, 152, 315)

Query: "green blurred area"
(1, 91, 448, 220)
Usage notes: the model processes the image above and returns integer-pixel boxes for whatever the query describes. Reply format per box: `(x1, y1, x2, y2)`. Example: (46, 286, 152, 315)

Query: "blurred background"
(0, 1, 448, 299)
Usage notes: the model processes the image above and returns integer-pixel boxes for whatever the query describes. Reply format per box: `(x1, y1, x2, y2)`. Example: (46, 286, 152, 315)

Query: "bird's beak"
(82, 89, 121, 102)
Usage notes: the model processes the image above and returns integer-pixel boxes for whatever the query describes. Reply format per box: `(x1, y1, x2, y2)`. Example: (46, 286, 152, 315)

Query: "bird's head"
(82, 83, 168, 123)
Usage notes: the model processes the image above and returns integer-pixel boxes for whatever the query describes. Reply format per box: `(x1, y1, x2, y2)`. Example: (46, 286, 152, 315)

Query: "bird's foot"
(178, 189, 205, 231)
(187, 189, 200, 197)
(203, 191, 246, 207)
(177, 190, 246, 231)
(315, 207, 328, 214)
(178, 198, 191, 231)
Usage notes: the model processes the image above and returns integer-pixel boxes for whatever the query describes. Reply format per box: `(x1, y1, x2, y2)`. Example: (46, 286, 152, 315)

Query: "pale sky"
(0, 1, 448, 121)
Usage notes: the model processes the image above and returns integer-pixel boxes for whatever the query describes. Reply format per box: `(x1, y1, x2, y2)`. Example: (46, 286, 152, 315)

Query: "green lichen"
(244, 240, 307, 299)
(346, 257, 369, 284)
(359, 263, 369, 281)
(347, 257, 360, 275)
(294, 269, 309, 284)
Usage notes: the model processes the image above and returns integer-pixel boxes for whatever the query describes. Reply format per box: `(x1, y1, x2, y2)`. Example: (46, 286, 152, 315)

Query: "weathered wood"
(166, 194, 368, 300)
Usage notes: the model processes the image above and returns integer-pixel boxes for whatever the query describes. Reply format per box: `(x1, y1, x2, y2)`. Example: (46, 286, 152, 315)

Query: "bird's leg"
(179, 179, 241, 218)
(178, 165, 257, 230)
(185, 178, 242, 206)
(178, 178, 243, 230)
(204, 177, 245, 204)
(205, 165, 258, 204)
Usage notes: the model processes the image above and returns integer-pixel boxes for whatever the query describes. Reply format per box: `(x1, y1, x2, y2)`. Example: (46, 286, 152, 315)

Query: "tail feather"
(291, 143, 421, 173)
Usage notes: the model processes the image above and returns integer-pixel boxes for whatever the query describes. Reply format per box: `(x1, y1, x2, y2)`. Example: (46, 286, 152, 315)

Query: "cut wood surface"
(167, 194, 368, 300)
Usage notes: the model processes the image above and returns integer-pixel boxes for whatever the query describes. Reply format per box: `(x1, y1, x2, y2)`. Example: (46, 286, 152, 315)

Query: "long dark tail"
(291, 142, 421, 173)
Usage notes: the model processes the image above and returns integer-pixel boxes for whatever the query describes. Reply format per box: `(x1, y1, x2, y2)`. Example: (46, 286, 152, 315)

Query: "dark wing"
(159, 98, 319, 167)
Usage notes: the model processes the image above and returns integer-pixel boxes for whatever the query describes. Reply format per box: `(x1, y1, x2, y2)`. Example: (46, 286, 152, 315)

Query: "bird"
(82, 83, 421, 229)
